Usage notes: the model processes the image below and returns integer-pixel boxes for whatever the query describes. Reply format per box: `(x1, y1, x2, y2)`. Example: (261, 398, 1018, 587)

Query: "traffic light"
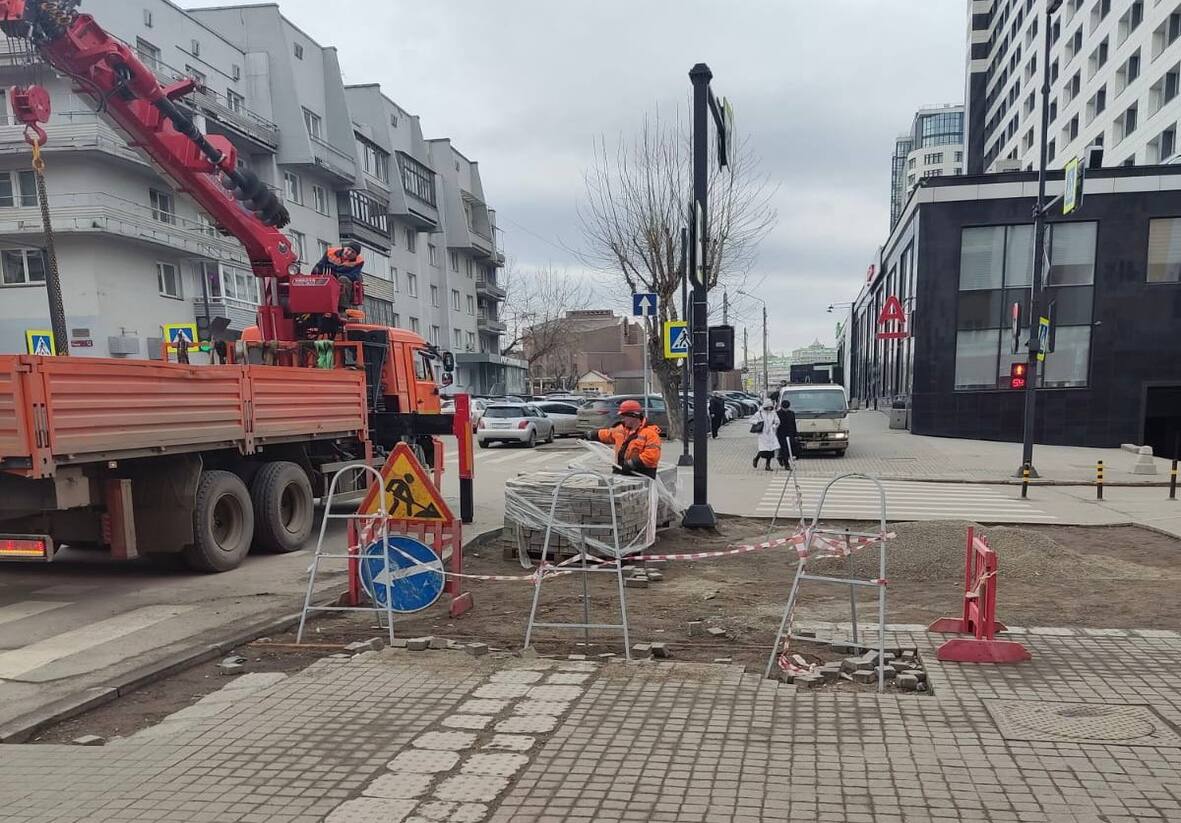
(1010, 362, 1028, 390)
(708, 325, 734, 371)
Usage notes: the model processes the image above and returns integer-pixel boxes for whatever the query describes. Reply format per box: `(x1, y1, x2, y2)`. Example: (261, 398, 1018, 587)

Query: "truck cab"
(781, 385, 850, 456)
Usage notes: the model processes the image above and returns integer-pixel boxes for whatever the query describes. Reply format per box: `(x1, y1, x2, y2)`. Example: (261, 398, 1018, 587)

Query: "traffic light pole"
(683, 62, 717, 529)
(1018, 0, 1062, 478)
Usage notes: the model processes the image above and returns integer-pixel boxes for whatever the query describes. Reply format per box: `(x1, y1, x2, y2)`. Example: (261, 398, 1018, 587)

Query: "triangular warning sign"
(171, 327, 193, 344)
(358, 443, 454, 523)
(33, 337, 52, 356)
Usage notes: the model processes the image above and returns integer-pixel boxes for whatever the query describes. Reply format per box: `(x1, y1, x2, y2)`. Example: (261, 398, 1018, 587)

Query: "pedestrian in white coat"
(751, 400, 780, 471)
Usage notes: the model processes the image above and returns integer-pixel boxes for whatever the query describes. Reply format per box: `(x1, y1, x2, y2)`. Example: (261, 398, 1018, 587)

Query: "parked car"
(575, 394, 669, 437)
(477, 404, 556, 448)
(441, 397, 489, 431)
(723, 392, 759, 415)
(535, 401, 583, 437)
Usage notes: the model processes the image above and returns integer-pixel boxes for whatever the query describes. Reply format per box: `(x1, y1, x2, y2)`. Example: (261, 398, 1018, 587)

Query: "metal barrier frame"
(764, 473, 891, 692)
(523, 469, 633, 659)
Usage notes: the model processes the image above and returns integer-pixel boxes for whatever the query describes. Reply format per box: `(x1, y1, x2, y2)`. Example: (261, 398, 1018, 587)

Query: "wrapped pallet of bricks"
(503, 471, 671, 561)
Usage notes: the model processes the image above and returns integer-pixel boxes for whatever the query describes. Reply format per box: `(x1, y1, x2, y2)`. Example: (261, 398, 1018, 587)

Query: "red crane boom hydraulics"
(0, 0, 342, 342)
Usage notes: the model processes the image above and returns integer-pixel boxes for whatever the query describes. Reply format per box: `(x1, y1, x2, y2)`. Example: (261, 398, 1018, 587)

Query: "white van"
(780, 385, 850, 456)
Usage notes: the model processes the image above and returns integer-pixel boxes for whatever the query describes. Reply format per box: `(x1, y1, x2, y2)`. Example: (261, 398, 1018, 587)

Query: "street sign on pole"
(1036, 316, 1050, 362)
(664, 321, 689, 359)
(162, 322, 198, 353)
(1063, 156, 1082, 215)
(632, 292, 658, 317)
(1010, 302, 1022, 354)
(359, 535, 445, 613)
(25, 329, 55, 356)
(691, 201, 705, 289)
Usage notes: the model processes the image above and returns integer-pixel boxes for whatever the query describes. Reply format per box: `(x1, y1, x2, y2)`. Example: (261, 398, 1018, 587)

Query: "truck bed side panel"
(0, 356, 33, 466)
(248, 365, 367, 443)
(38, 358, 248, 459)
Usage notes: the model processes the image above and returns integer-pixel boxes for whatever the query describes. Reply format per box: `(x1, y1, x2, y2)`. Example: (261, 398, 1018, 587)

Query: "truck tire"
(250, 461, 314, 554)
(184, 470, 254, 573)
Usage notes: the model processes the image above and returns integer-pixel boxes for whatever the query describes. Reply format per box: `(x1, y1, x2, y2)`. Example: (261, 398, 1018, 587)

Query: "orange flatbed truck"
(0, 324, 467, 572)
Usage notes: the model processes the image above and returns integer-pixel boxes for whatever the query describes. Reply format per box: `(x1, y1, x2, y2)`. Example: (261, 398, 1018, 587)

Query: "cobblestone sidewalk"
(2, 629, 1180, 823)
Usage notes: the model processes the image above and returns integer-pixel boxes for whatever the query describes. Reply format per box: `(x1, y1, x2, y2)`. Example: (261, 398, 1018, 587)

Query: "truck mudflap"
(0, 534, 54, 561)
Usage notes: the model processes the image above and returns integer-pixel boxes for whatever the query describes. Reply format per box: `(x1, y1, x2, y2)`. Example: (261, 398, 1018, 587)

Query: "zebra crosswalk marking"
(0, 601, 70, 627)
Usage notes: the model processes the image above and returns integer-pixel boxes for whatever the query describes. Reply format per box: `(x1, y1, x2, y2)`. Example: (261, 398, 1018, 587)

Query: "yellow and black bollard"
(1096, 460, 1104, 500)
(1021, 463, 1030, 499)
(1171, 459, 1178, 501)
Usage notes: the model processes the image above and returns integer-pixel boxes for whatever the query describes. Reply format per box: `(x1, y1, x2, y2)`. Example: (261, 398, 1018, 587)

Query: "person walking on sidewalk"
(708, 392, 727, 439)
(751, 400, 780, 471)
(776, 398, 799, 468)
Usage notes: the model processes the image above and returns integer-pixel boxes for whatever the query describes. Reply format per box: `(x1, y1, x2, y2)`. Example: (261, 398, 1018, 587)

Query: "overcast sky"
(188, 0, 967, 355)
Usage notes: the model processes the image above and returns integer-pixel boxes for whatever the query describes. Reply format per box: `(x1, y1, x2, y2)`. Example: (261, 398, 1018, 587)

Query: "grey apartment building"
(0, 0, 522, 395)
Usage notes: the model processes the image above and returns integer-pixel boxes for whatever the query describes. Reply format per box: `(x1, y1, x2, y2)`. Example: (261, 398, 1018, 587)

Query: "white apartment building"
(889, 104, 965, 229)
(0, 0, 519, 393)
(967, 0, 1181, 174)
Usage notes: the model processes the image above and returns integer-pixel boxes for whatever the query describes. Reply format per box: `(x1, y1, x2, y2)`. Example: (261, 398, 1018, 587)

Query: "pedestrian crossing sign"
(24, 329, 55, 356)
(664, 321, 689, 359)
(162, 323, 199, 353)
(358, 442, 454, 523)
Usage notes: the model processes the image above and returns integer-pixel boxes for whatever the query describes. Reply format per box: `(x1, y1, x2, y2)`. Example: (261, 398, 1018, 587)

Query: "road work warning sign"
(358, 443, 454, 522)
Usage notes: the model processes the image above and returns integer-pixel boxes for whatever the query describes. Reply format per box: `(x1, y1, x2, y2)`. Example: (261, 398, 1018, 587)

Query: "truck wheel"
(184, 471, 254, 573)
(251, 461, 314, 553)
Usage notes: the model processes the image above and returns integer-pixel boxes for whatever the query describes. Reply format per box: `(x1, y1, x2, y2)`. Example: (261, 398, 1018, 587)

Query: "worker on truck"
(585, 399, 662, 479)
(312, 240, 365, 311)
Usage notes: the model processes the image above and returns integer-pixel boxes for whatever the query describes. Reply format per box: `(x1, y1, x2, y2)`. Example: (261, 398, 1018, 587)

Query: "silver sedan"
(476, 404, 556, 448)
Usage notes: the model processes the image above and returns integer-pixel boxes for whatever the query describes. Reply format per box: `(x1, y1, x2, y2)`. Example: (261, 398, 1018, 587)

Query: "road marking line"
(0, 601, 70, 627)
(0, 604, 197, 680)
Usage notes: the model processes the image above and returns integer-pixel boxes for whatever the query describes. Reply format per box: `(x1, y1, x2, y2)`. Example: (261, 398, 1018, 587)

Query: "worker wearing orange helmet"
(585, 399, 662, 479)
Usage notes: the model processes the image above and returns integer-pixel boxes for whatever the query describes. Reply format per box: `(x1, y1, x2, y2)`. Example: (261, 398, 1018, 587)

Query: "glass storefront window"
(1042, 326, 1091, 387)
(1004, 224, 1034, 286)
(959, 227, 1005, 290)
(1047, 222, 1097, 285)
(955, 330, 1001, 389)
(1147, 217, 1181, 282)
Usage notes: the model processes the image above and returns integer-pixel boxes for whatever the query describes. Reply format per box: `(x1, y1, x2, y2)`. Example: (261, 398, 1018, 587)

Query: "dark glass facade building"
(850, 165, 1181, 454)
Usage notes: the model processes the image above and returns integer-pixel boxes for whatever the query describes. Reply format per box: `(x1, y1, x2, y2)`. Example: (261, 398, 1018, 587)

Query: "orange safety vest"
(313, 247, 365, 278)
(593, 422, 662, 475)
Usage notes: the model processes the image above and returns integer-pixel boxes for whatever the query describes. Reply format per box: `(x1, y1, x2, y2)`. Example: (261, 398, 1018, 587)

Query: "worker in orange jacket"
(585, 399, 662, 479)
(312, 240, 365, 311)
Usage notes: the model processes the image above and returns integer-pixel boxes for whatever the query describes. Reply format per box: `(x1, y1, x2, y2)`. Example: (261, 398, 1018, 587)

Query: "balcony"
(183, 87, 279, 151)
(0, 112, 148, 168)
(338, 190, 391, 252)
(308, 135, 357, 185)
(193, 296, 258, 332)
(392, 151, 439, 231)
(477, 312, 506, 334)
(476, 275, 506, 301)
(0, 191, 247, 262)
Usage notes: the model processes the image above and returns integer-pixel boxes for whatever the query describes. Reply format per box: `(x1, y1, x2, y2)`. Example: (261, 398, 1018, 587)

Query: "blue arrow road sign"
(359, 535, 445, 613)
(633, 292, 658, 317)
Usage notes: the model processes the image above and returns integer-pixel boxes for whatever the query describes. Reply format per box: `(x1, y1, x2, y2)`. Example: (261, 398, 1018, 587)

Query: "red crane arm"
(0, 0, 300, 340)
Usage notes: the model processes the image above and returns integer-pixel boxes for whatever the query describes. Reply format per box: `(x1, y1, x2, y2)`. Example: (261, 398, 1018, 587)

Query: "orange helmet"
(618, 399, 644, 418)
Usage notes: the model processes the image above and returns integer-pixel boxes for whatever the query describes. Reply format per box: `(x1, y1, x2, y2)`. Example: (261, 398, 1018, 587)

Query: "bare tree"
(579, 111, 777, 437)
(499, 263, 593, 391)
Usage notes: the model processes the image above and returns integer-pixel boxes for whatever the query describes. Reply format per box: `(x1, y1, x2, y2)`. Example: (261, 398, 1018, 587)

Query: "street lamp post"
(738, 290, 768, 395)
(1019, 0, 1064, 477)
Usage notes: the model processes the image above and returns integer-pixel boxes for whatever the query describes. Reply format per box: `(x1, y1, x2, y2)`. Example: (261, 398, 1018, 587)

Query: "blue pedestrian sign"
(359, 535, 445, 613)
(632, 292, 658, 317)
(162, 322, 198, 353)
(25, 329, 55, 356)
(664, 320, 689, 359)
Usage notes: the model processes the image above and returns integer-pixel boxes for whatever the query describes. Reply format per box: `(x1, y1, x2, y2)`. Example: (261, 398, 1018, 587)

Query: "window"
(410, 317, 420, 334)
(190, 39, 200, 57)
(1088, 85, 1107, 121)
(312, 184, 328, 215)
(136, 38, 160, 71)
(1089, 0, 1110, 30)
(407, 273, 418, 297)
(954, 151, 963, 162)
(397, 152, 436, 207)
(453, 328, 463, 348)
(1147, 218, 1181, 282)
(1163, 127, 1178, 161)
(466, 295, 475, 315)
(357, 137, 390, 183)
(923, 152, 944, 165)
(405, 228, 417, 252)
(908, 158, 916, 169)
(318, 239, 331, 258)
(157, 262, 181, 299)
(1088, 37, 1108, 77)
(429, 244, 439, 266)
(467, 331, 476, 350)
(1047, 222, 1097, 286)
(201, 262, 260, 305)
(293, 42, 304, 60)
(391, 267, 399, 292)
(0, 248, 45, 285)
(393, 313, 401, 327)
(226, 89, 245, 114)
(0, 170, 37, 207)
(449, 251, 459, 272)
(143, 8, 153, 27)
(303, 108, 321, 140)
(464, 258, 474, 278)
(149, 188, 175, 224)
(232, 64, 241, 82)
(430, 285, 439, 307)
(430, 325, 440, 345)
(289, 230, 306, 262)
(1066, 114, 1080, 142)
(284, 172, 302, 204)
(1167, 68, 1180, 106)
(451, 289, 461, 310)
(1118, 2, 1143, 45)
(1118, 50, 1141, 91)
(1118, 103, 1138, 140)
(185, 65, 206, 91)
(348, 191, 389, 233)
(364, 295, 396, 327)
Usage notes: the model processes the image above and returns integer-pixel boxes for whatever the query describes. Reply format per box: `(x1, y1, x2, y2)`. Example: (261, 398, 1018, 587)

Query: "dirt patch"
(29, 518, 1179, 742)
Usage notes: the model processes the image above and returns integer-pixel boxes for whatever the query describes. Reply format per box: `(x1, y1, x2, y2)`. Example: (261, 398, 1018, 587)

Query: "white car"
(477, 403, 556, 448)
(535, 401, 582, 437)
(441, 397, 489, 431)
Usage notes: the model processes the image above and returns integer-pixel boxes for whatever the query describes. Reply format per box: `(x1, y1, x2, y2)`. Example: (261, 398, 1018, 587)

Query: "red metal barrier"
(927, 527, 1031, 664)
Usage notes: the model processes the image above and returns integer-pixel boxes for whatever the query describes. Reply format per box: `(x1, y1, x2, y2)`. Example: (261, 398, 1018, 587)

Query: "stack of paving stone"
(504, 469, 677, 560)
(785, 646, 928, 692)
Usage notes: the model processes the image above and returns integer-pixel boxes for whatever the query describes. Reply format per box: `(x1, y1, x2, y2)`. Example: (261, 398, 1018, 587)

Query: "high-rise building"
(966, 0, 1181, 175)
(889, 105, 965, 229)
(0, 0, 521, 393)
